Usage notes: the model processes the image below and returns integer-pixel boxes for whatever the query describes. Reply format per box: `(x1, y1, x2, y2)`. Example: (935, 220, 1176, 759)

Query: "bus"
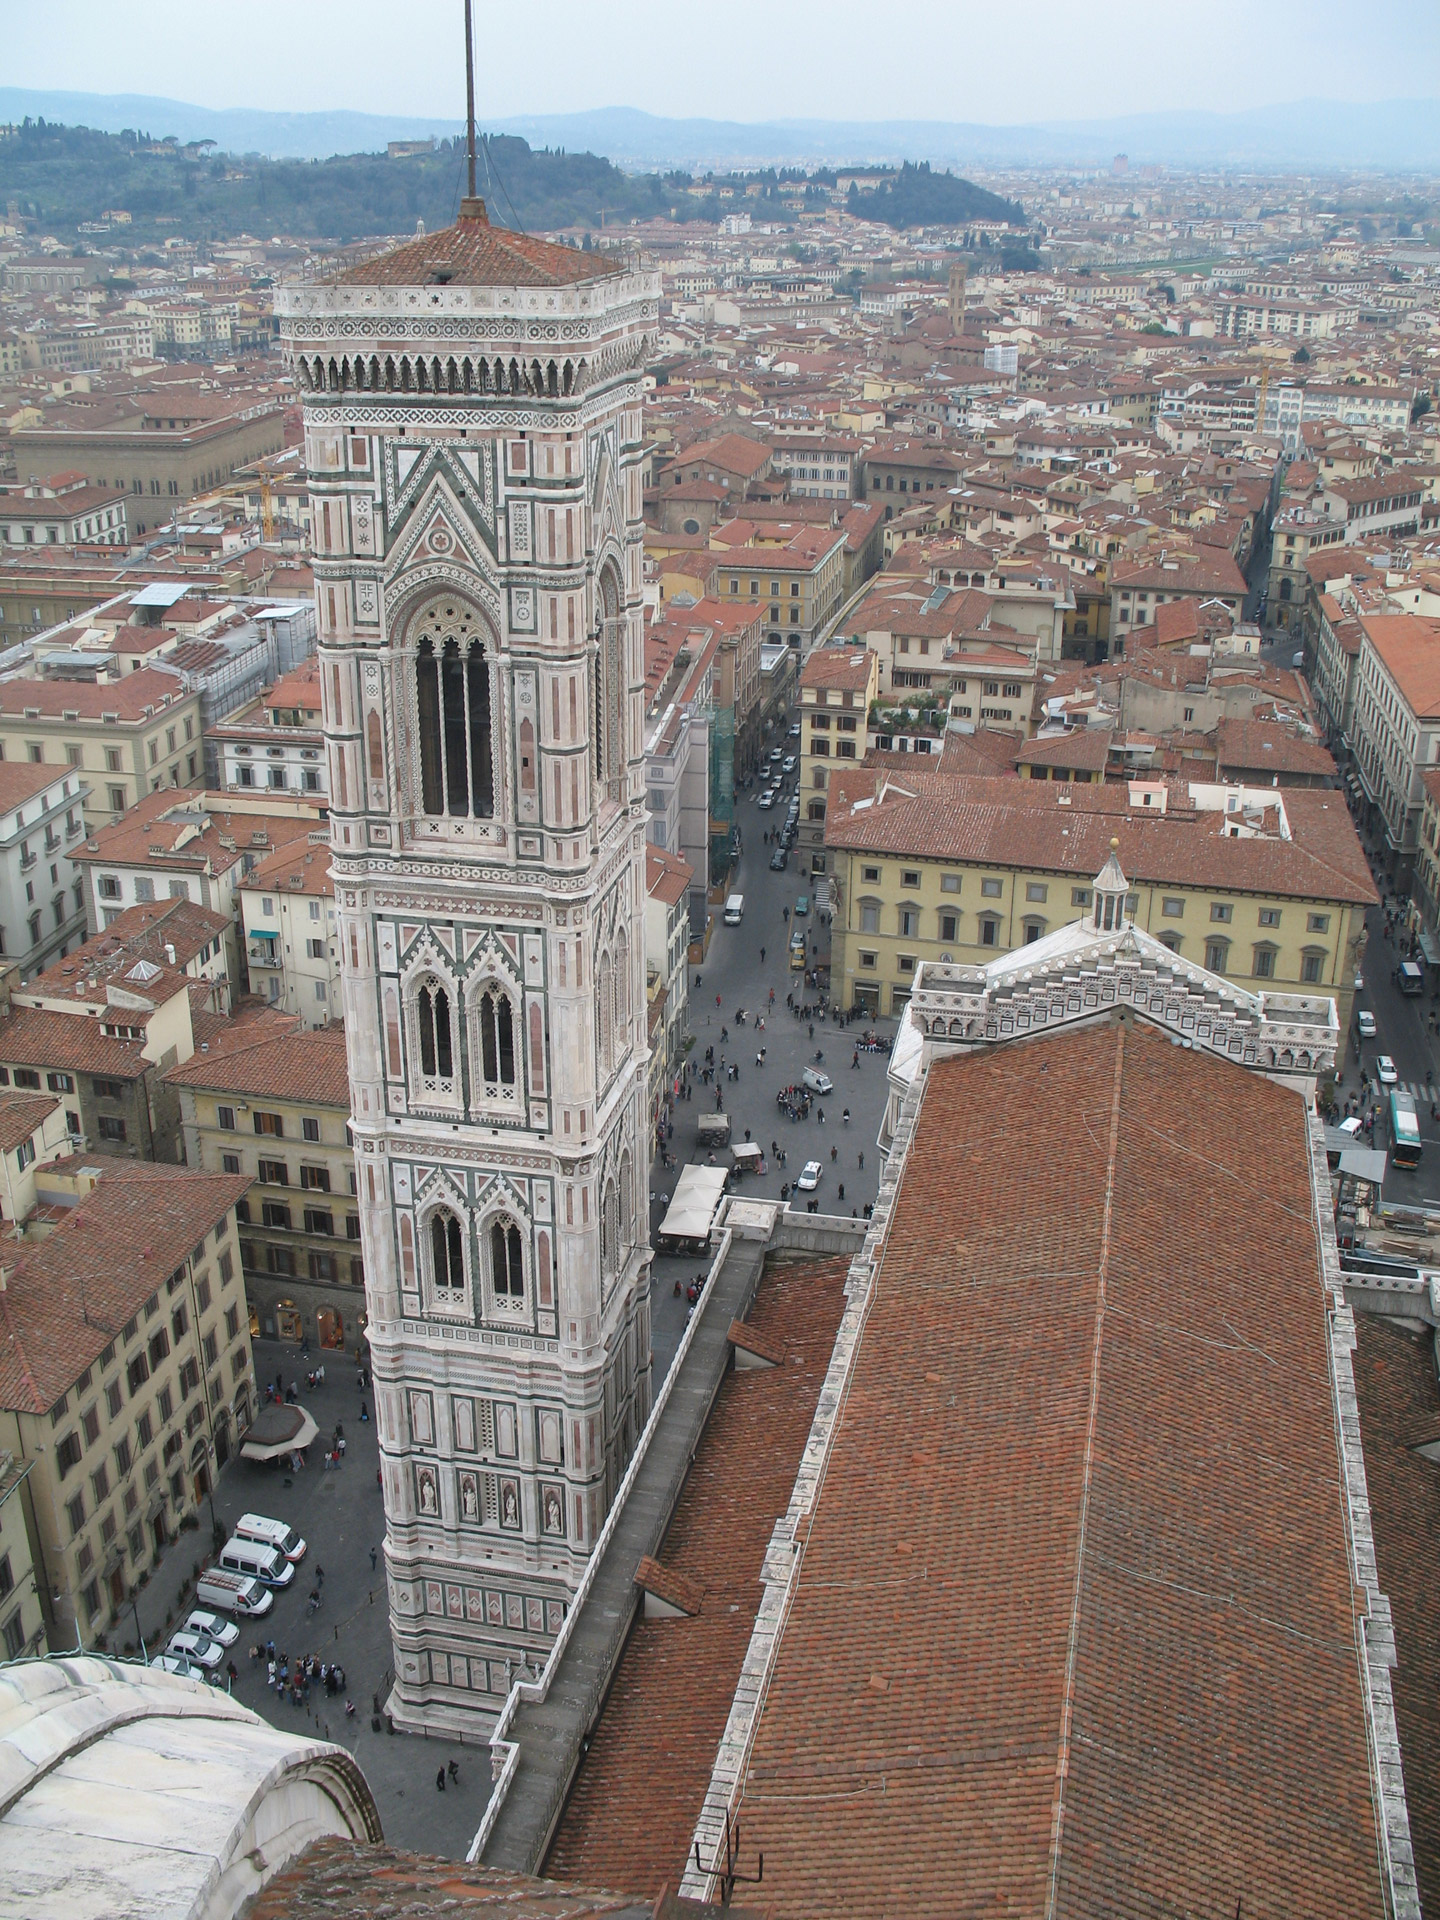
(1390, 1088, 1422, 1169)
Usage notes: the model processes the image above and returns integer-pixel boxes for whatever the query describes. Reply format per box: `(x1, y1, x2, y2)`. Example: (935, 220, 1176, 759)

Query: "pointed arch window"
(414, 604, 494, 819)
(491, 1216, 525, 1301)
(417, 977, 453, 1079)
(470, 981, 519, 1107)
(429, 1207, 466, 1294)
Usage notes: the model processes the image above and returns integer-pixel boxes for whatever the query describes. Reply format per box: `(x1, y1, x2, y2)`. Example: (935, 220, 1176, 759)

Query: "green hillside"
(0, 117, 696, 244)
(0, 119, 1024, 248)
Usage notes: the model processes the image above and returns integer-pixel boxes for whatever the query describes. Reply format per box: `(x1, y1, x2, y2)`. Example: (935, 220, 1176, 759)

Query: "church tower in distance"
(277, 201, 659, 1737)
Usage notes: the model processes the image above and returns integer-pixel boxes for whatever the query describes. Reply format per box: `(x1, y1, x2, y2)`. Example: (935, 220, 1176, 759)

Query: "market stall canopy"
(656, 1164, 729, 1245)
(240, 1401, 319, 1461)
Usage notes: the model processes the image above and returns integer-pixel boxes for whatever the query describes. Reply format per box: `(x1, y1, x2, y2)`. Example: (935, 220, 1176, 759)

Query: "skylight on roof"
(127, 960, 162, 984)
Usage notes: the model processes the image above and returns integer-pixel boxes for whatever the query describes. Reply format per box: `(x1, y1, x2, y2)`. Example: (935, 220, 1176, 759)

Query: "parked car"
(1357, 1010, 1377, 1039)
(769, 848, 788, 871)
(165, 1630, 226, 1671)
(781, 755, 797, 774)
(796, 1159, 823, 1192)
(152, 1651, 218, 1683)
(788, 722, 801, 739)
(1376, 1055, 1399, 1086)
(182, 1608, 239, 1648)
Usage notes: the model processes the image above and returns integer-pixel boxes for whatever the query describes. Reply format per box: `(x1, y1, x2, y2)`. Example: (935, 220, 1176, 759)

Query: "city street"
(647, 737, 894, 1382)
(1341, 901, 1440, 1211)
(213, 1339, 483, 1858)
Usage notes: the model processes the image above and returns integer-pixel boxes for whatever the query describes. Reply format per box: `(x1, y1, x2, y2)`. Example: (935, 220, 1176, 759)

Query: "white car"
(1357, 1011, 1377, 1039)
(788, 722, 801, 738)
(1337, 1115, 1363, 1136)
(796, 1159, 823, 1192)
(781, 755, 797, 774)
(1376, 1055, 1399, 1086)
(757, 790, 776, 809)
(182, 1608, 238, 1649)
(152, 1651, 219, 1684)
(165, 1630, 226, 1670)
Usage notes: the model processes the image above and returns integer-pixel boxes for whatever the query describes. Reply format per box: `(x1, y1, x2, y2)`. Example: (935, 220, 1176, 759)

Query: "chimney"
(164, 943, 176, 967)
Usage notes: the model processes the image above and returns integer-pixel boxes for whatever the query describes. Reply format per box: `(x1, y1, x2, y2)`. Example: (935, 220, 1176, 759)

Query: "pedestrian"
(830, 1144, 838, 1162)
(316, 1564, 325, 1586)
(227, 1660, 238, 1686)
(760, 946, 766, 963)
(359, 1402, 369, 1423)
(448, 1759, 460, 1784)
(838, 1183, 845, 1201)
(858, 1150, 864, 1170)
(437, 1767, 447, 1793)
(370, 1546, 378, 1571)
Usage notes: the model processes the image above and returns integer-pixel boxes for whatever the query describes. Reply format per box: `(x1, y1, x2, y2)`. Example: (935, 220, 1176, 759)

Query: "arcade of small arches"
(294, 350, 588, 398)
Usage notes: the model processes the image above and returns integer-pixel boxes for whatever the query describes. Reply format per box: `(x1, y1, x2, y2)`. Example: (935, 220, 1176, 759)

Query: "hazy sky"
(7, 0, 1438, 123)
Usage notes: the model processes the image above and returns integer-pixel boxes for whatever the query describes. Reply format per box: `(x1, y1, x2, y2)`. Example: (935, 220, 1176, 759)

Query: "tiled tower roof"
(338, 199, 622, 291)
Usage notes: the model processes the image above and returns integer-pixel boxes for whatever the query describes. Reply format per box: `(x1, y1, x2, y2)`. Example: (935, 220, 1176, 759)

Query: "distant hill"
(853, 162, 1020, 231)
(0, 118, 692, 245)
(2, 87, 1439, 171)
(0, 119, 1020, 248)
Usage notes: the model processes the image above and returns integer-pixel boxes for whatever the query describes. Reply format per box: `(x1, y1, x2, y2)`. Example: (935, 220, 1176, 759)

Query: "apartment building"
(0, 898, 230, 1162)
(239, 836, 339, 1025)
(644, 844, 694, 1125)
(67, 788, 320, 980)
(0, 1088, 75, 1222)
(0, 476, 129, 550)
(1320, 476, 1424, 545)
(769, 435, 859, 500)
(1267, 508, 1349, 628)
(0, 760, 91, 977)
(1312, 589, 1366, 747)
(1348, 612, 1440, 886)
(0, 1158, 254, 1649)
(824, 759, 1375, 1025)
(0, 1450, 47, 1660)
(207, 660, 328, 800)
(1109, 550, 1248, 650)
(799, 645, 878, 875)
(1411, 769, 1440, 942)
(858, 440, 970, 518)
(10, 402, 285, 540)
(0, 669, 206, 829)
(711, 524, 847, 654)
(167, 1023, 361, 1355)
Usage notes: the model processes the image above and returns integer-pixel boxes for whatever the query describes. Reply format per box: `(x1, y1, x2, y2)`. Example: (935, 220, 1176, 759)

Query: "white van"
(195, 1567, 274, 1618)
(219, 1535, 295, 1589)
(803, 1067, 834, 1095)
(235, 1512, 307, 1562)
(724, 893, 744, 925)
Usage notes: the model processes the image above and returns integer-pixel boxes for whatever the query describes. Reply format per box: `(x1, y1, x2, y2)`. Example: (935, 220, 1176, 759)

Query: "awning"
(656, 1165, 728, 1243)
(240, 1402, 319, 1461)
(1419, 931, 1440, 969)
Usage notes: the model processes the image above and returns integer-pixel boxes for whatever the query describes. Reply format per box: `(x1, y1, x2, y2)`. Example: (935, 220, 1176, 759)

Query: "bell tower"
(277, 204, 659, 1736)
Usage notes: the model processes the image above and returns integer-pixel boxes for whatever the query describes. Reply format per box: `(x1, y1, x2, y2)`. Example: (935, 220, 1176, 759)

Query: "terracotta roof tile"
(729, 1025, 1390, 1917)
(824, 762, 1377, 906)
(247, 1837, 653, 1918)
(545, 1255, 851, 1896)
(1352, 1316, 1440, 1915)
(165, 1021, 350, 1106)
(0, 1159, 250, 1413)
(337, 205, 621, 291)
